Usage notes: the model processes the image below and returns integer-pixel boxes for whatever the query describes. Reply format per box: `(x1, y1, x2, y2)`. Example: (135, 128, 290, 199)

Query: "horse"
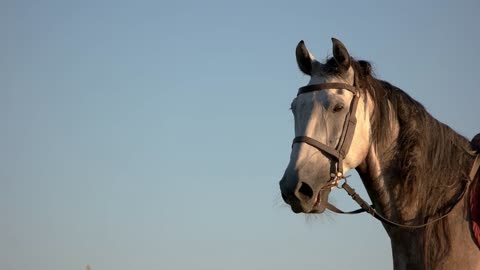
(279, 38, 480, 270)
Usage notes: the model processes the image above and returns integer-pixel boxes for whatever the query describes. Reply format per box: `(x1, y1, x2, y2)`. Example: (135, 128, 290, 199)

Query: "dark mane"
(327, 57, 475, 268)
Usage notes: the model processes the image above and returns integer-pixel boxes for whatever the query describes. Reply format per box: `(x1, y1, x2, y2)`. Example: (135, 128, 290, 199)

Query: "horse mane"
(324, 56, 475, 268)
(374, 80, 473, 268)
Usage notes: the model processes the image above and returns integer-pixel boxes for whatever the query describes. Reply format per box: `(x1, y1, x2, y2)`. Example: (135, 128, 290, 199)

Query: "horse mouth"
(280, 177, 331, 214)
(313, 190, 321, 207)
(291, 190, 328, 214)
(308, 192, 328, 213)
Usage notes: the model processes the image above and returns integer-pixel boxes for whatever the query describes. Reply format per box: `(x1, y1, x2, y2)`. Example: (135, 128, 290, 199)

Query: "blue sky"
(2, 1, 480, 269)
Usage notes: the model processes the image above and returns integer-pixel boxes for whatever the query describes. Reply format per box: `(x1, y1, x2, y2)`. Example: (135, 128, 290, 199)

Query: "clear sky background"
(2, 1, 480, 270)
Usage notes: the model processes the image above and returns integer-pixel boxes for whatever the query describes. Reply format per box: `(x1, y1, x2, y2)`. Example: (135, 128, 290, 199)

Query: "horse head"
(279, 38, 373, 214)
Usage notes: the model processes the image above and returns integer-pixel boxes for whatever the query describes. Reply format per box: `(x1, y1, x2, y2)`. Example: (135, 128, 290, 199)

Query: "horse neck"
(355, 93, 479, 269)
(357, 86, 475, 218)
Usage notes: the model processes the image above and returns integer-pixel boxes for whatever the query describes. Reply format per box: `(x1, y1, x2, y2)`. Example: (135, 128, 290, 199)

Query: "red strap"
(470, 155, 480, 181)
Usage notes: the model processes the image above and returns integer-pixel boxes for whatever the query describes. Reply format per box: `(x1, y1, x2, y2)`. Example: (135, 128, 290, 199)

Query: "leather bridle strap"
(335, 92, 359, 173)
(329, 153, 480, 229)
(326, 202, 368, 214)
(292, 136, 341, 160)
(297, 83, 357, 95)
(293, 82, 359, 179)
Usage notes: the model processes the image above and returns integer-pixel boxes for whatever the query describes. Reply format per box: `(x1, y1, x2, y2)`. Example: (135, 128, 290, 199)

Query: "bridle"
(292, 82, 359, 190)
(292, 81, 480, 229)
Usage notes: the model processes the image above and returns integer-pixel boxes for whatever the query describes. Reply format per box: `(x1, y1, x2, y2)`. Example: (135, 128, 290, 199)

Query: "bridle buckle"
(331, 172, 350, 189)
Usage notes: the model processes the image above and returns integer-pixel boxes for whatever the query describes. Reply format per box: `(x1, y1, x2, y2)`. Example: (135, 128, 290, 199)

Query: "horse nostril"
(298, 182, 314, 199)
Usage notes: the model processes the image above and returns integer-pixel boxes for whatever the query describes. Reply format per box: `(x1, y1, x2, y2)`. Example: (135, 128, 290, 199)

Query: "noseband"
(292, 82, 360, 188)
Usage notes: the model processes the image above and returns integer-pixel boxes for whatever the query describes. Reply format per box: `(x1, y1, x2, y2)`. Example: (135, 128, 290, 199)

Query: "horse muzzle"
(279, 175, 331, 213)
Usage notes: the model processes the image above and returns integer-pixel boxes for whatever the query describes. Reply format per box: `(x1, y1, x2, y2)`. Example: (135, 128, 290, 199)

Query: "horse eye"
(333, 104, 344, 113)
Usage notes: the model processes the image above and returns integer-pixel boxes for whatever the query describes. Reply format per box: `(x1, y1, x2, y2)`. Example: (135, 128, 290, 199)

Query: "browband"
(297, 82, 357, 96)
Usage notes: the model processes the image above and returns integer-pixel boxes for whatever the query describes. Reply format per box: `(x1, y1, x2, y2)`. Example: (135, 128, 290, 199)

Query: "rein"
(330, 155, 480, 229)
(294, 82, 480, 229)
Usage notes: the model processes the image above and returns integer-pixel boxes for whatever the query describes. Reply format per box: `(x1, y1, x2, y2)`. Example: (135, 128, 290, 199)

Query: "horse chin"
(310, 204, 328, 214)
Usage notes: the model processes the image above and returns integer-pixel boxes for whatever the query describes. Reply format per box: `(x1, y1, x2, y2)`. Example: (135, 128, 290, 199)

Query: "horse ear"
(295, 40, 314, 75)
(331, 37, 350, 70)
